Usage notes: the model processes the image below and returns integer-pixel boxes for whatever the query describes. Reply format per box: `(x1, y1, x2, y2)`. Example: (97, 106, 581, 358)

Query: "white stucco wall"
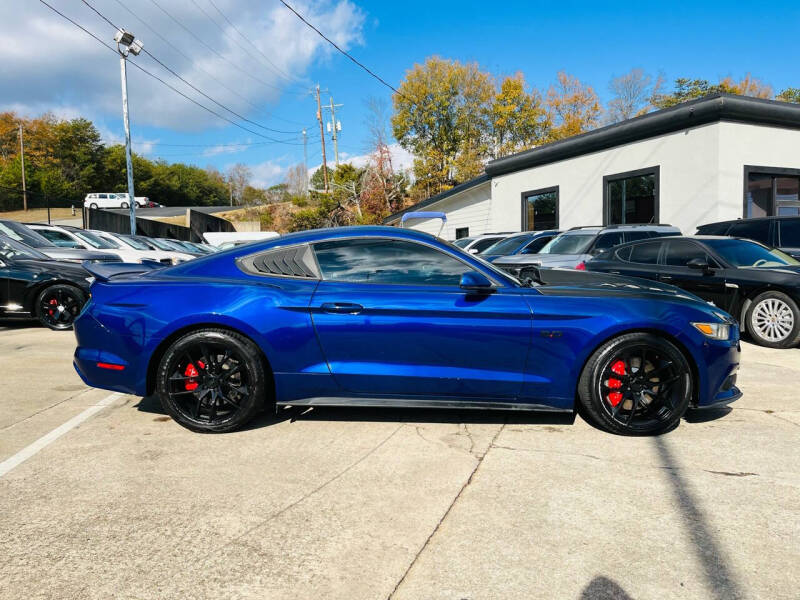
(397, 181, 492, 240)
(490, 122, 722, 234)
(717, 122, 800, 218)
(396, 120, 800, 238)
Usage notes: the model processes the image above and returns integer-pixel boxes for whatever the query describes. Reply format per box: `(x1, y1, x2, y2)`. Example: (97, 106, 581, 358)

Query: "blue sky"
(6, 0, 799, 187)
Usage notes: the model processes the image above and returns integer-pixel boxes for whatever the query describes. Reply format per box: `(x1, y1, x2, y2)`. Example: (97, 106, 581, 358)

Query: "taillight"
(575, 262, 586, 271)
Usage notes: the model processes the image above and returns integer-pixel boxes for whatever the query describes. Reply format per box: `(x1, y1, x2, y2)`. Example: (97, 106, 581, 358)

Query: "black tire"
(89, 203, 98, 209)
(35, 284, 86, 331)
(120, 201, 129, 209)
(577, 333, 692, 436)
(156, 328, 267, 433)
(745, 291, 800, 349)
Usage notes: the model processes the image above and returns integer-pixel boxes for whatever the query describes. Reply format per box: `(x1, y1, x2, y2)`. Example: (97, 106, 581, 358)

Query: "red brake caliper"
(607, 360, 626, 407)
(184, 360, 205, 392)
(48, 298, 57, 316)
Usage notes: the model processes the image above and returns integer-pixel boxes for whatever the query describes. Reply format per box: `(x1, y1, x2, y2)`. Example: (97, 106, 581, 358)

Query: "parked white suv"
(84, 193, 147, 209)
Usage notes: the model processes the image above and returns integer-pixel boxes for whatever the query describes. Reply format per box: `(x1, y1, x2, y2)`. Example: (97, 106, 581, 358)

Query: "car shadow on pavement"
(579, 576, 634, 600)
(652, 435, 744, 600)
(683, 406, 733, 423)
(134, 395, 576, 429)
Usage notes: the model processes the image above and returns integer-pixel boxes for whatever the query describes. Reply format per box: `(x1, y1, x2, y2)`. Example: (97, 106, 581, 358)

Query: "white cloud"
(1, 1, 365, 131)
(311, 143, 415, 174)
(249, 159, 286, 187)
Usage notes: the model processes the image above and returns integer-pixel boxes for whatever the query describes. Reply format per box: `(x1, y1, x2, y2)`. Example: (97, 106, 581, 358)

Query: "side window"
(628, 241, 662, 264)
(728, 220, 770, 244)
(38, 229, 80, 247)
(624, 231, 652, 243)
(697, 222, 730, 235)
(614, 246, 633, 261)
(592, 232, 624, 252)
(664, 240, 711, 267)
(521, 236, 552, 254)
(779, 219, 800, 247)
(99, 194, 107, 199)
(314, 239, 474, 286)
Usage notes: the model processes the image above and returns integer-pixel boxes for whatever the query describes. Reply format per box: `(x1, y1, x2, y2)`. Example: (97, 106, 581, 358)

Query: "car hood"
(16, 259, 93, 284)
(39, 247, 120, 262)
(527, 268, 706, 303)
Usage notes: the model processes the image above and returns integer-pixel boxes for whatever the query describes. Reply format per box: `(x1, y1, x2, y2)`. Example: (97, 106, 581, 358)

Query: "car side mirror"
(687, 258, 712, 272)
(459, 271, 493, 291)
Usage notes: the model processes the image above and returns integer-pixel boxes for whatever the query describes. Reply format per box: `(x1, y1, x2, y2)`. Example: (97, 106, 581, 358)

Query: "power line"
(207, 0, 301, 85)
(188, 0, 304, 89)
(148, 0, 293, 95)
(36, 0, 308, 146)
(80, 0, 306, 134)
(108, 0, 306, 128)
(277, 0, 410, 101)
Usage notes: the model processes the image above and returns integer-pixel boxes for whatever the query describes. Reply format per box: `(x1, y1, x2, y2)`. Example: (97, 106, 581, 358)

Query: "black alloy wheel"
(578, 333, 692, 435)
(156, 329, 266, 433)
(36, 284, 86, 331)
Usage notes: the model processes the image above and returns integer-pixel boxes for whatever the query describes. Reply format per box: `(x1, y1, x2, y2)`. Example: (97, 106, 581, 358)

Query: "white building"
(385, 94, 800, 239)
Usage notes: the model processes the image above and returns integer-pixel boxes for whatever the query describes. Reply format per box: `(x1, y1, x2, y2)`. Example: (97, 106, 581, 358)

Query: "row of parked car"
(457, 216, 800, 349)
(0, 219, 217, 330)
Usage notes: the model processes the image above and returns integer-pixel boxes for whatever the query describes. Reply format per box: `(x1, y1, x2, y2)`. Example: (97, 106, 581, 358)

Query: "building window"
(521, 186, 558, 231)
(603, 167, 659, 225)
(455, 227, 469, 239)
(744, 166, 800, 218)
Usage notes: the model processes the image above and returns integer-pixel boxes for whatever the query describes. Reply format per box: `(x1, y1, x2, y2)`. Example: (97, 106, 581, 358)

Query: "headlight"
(692, 322, 730, 340)
(85, 276, 95, 285)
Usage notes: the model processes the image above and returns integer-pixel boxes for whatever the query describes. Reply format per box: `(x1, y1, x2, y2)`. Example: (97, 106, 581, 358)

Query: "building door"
(522, 187, 558, 231)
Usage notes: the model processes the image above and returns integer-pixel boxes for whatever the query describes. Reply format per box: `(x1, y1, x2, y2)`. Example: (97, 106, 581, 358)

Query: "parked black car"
(696, 216, 800, 260)
(585, 236, 800, 348)
(0, 234, 92, 330)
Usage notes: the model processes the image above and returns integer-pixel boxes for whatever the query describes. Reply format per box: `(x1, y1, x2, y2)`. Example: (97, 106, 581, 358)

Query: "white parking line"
(0, 392, 123, 479)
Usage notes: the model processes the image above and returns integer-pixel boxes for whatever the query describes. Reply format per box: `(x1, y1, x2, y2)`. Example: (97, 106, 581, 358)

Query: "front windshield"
(117, 234, 151, 250)
(539, 233, 595, 255)
(0, 236, 50, 260)
(480, 234, 531, 255)
(452, 238, 473, 248)
(703, 239, 799, 268)
(146, 238, 175, 251)
(0, 221, 54, 248)
(70, 229, 118, 249)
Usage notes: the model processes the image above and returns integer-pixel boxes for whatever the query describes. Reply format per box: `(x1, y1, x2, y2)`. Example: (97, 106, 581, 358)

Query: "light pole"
(114, 29, 143, 234)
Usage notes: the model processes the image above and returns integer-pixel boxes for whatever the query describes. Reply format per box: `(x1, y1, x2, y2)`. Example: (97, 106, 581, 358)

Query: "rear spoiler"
(82, 260, 165, 282)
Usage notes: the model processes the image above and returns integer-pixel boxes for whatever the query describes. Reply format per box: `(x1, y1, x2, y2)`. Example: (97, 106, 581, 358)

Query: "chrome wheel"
(751, 298, 794, 343)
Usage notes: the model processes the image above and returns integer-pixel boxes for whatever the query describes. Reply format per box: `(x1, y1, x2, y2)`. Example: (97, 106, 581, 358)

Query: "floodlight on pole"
(114, 29, 143, 234)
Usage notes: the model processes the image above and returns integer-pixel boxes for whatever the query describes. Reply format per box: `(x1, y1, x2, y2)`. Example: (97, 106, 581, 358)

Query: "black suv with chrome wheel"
(0, 234, 92, 330)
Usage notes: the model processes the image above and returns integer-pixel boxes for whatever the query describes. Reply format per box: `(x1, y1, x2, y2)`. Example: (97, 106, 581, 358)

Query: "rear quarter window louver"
(238, 244, 319, 279)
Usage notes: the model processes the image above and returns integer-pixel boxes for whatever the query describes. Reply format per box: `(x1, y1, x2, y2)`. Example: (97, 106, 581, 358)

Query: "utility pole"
(114, 29, 143, 235)
(18, 123, 27, 212)
(302, 128, 308, 195)
(315, 85, 329, 193)
(228, 179, 233, 206)
(325, 97, 343, 167)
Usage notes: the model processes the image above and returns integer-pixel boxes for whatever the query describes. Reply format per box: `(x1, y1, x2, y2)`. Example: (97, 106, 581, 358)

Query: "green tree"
(392, 56, 494, 196)
(777, 88, 800, 103)
(546, 72, 602, 140)
(491, 73, 550, 157)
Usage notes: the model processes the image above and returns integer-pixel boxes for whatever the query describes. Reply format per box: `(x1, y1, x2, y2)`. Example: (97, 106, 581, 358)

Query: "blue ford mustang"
(73, 226, 741, 435)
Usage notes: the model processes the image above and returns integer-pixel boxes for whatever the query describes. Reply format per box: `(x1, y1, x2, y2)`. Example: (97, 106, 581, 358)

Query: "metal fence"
(86, 208, 235, 242)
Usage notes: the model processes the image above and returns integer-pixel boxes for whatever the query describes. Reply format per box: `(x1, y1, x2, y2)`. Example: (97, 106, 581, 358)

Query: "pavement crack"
(0, 387, 94, 432)
(387, 420, 506, 599)
(704, 470, 758, 477)
(185, 422, 405, 572)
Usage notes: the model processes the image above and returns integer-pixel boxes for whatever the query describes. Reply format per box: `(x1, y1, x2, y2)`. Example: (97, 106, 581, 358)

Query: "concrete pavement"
(0, 324, 797, 599)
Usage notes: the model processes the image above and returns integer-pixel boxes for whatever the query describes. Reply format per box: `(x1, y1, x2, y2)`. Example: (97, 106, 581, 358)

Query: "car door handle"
(658, 275, 673, 281)
(320, 302, 364, 315)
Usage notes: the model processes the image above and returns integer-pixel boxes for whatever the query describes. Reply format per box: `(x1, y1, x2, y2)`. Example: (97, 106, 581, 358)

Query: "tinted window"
(592, 232, 624, 252)
(314, 239, 474, 286)
(728, 220, 770, 244)
(779, 219, 800, 247)
(0, 236, 49, 260)
(480, 234, 532, 256)
(524, 189, 558, 231)
(521, 236, 552, 254)
(628, 241, 661, 264)
(36, 229, 80, 247)
(624, 231, 652, 243)
(664, 240, 709, 266)
(696, 222, 731, 235)
(607, 171, 657, 224)
(703, 239, 799, 267)
(452, 237, 472, 248)
(541, 234, 595, 255)
(471, 237, 504, 253)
